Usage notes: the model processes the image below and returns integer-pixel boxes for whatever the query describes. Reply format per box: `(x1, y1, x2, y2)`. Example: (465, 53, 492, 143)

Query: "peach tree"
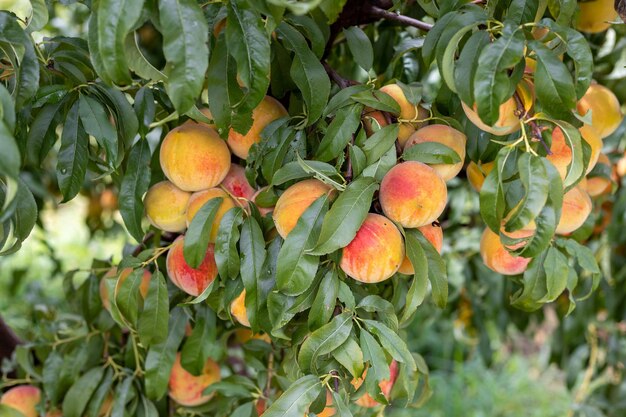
(0, 0, 624, 416)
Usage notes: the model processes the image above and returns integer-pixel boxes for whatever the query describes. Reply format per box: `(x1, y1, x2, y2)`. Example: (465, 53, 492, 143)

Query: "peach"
(466, 161, 495, 192)
(306, 391, 335, 417)
(398, 223, 443, 275)
(480, 228, 533, 275)
(232, 329, 271, 344)
(586, 153, 613, 197)
(0, 385, 41, 417)
(362, 109, 388, 136)
(227, 96, 288, 159)
(380, 84, 428, 127)
(379, 161, 447, 228)
(576, 0, 619, 33)
(404, 125, 467, 181)
(546, 125, 602, 180)
(352, 360, 399, 408)
(168, 353, 221, 407)
(144, 181, 191, 233)
(577, 84, 623, 139)
(160, 123, 231, 192)
(220, 164, 256, 203)
(340, 213, 405, 283)
(100, 267, 152, 311)
(185, 188, 236, 243)
(273, 179, 334, 238)
(556, 186, 592, 235)
(397, 123, 417, 148)
(252, 187, 274, 216)
(230, 289, 250, 327)
(166, 236, 218, 296)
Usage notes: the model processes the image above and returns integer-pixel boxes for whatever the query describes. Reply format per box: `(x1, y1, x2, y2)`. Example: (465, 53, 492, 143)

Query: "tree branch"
(0, 315, 21, 363)
(368, 6, 433, 31)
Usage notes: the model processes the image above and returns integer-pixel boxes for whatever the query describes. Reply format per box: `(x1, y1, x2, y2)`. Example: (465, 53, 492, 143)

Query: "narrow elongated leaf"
(57, 101, 88, 202)
(343, 26, 373, 70)
(240, 216, 267, 330)
(182, 306, 218, 375)
(412, 229, 448, 308)
(215, 207, 244, 280)
(62, 367, 105, 417)
(308, 269, 338, 330)
(315, 103, 363, 162)
(363, 320, 416, 371)
(119, 139, 151, 242)
(272, 160, 341, 186)
(332, 336, 364, 378)
(111, 376, 134, 417)
(359, 330, 390, 382)
(138, 271, 168, 347)
(79, 95, 118, 165)
(541, 246, 569, 302)
(362, 124, 399, 165)
(403, 142, 462, 165)
(351, 89, 401, 114)
(261, 375, 322, 417)
(399, 231, 428, 325)
(455, 31, 491, 106)
(298, 312, 353, 373)
(183, 197, 223, 268)
(115, 268, 144, 327)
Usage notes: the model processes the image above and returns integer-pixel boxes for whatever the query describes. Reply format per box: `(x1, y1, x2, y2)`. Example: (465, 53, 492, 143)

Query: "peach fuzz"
(185, 188, 236, 243)
(227, 96, 288, 159)
(144, 181, 191, 233)
(166, 236, 218, 296)
(352, 360, 399, 408)
(379, 84, 428, 127)
(556, 186, 592, 235)
(404, 125, 467, 181)
(576, 0, 618, 34)
(379, 161, 447, 228)
(546, 125, 602, 180)
(398, 223, 443, 275)
(340, 213, 405, 283)
(586, 153, 613, 197)
(100, 267, 151, 311)
(168, 353, 221, 407)
(230, 289, 250, 327)
(160, 123, 231, 192)
(273, 179, 335, 238)
(480, 228, 532, 276)
(577, 84, 623, 139)
(466, 161, 495, 192)
(221, 164, 256, 203)
(0, 385, 41, 417)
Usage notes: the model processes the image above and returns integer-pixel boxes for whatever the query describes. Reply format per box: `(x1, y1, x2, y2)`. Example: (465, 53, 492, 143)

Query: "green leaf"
(507, 0, 540, 24)
(203, 376, 257, 399)
(351, 89, 401, 114)
(403, 141, 462, 165)
(363, 320, 416, 371)
(332, 336, 364, 378)
(159, 0, 209, 113)
(119, 139, 151, 242)
(138, 271, 169, 347)
(315, 103, 363, 162)
(298, 311, 353, 373)
(240, 216, 267, 330)
(62, 367, 105, 417)
(399, 230, 428, 324)
(26, 0, 48, 33)
(207, 32, 241, 134)
(26, 101, 64, 166)
(0, 405, 25, 417)
(79, 95, 118, 166)
(124, 33, 167, 82)
(350, 145, 367, 179)
(261, 375, 323, 417)
(455, 30, 490, 106)
(362, 124, 399, 165)
(359, 330, 390, 382)
(541, 246, 569, 302)
(511, 250, 549, 311)
(479, 147, 511, 232)
(276, 195, 328, 296)
(84, 368, 114, 417)
(320, 0, 348, 23)
(311, 176, 379, 255)
(56, 101, 88, 202)
(272, 160, 341, 186)
(361, 146, 397, 181)
(183, 197, 223, 269)
(308, 269, 338, 330)
(440, 22, 482, 94)
(115, 268, 145, 328)
(182, 306, 218, 375)
(323, 84, 370, 118)
(111, 376, 135, 417)
(215, 207, 244, 280)
(343, 26, 373, 70)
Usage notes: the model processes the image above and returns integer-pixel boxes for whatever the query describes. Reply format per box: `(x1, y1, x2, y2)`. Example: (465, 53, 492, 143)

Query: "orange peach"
(227, 96, 288, 159)
(546, 125, 602, 180)
(166, 236, 218, 296)
(480, 228, 533, 275)
(556, 186, 592, 235)
(144, 181, 191, 233)
(397, 123, 417, 148)
(352, 360, 399, 408)
(0, 385, 41, 417)
(185, 188, 236, 243)
(466, 161, 495, 192)
(398, 223, 443, 275)
(230, 289, 249, 327)
(380, 161, 447, 228)
(232, 329, 271, 344)
(380, 84, 428, 127)
(404, 125, 467, 181)
(577, 83, 623, 139)
(586, 153, 613, 197)
(168, 353, 221, 407)
(160, 123, 231, 192)
(220, 164, 256, 203)
(340, 213, 405, 283)
(273, 179, 335, 238)
(576, 0, 619, 33)
(100, 267, 152, 312)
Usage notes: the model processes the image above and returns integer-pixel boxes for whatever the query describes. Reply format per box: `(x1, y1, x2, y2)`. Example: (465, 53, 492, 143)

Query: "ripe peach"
(0, 385, 41, 417)
(586, 153, 613, 197)
(397, 123, 417, 148)
(252, 187, 274, 216)
(398, 223, 443, 275)
(220, 164, 256, 203)
(230, 289, 250, 327)
(273, 179, 335, 238)
(100, 267, 152, 312)
(144, 181, 191, 233)
(556, 186, 592, 235)
(168, 353, 221, 407)
(232, 329, 271, 344)
(466, 161, 495, 192)
(227, 96, 288, 159)
(379, 84, 428, 127)
(166, 236, 218, 296)
(404, 125, 467, 181)
(577, 84, 623, 139)
(160, 123, 231, 192)
(352, 360, 399, 408)
(340, 213, 405, 283)
(480, 228, 533, 276)
(576, 0, 619, 33)
(379, 161, 447, 228)
(185, 188, 236, 243)
(546, 125, 602, 180)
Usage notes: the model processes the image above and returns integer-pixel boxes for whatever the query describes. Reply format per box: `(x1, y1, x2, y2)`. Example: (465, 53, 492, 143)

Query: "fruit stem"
(513, 91, 552, 155)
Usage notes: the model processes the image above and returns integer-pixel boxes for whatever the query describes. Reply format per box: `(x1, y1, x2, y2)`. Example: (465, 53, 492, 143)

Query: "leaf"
(56, 101, 88, 202)
(343, 26, 373, 70)
(124, 33, 167, 82)
(412, 229, 448, 308)
(362, 146, 397, 181)
(119, 139, 151, 242)
(351, 89, 401, 114)
(215, 207, 244, 280)
(332, 336, 364, 378)
(315, 103, 363, 162)
(181, 306, 218, 375)
(479, 147, 512, 232)
(272, 160, 341, 186)
(507, 0, 540, 24)
(26, 0, 48, 33)
(276, 195, 329, 296)
(362, 124, 399, 165)
(115, 268, 144, 327)
(26, 101, 64, 166)
(403, 142, 462, 165)
(399, 231, 428, 324)
(298, 312, 353, 373)
(359, 330, 390, 382)
(261, 375, 322, 417)
(138, 271, 169, 347)
(111, 376, 134, 417)
(79, 94, 118, 166)
(276, 22, 330, 125)
(363, 320, 416, 371)
(308, 269, 339, 330)
(239, 216, 267, 330)
(159, 0, 209, 113)
(323, 84, 369, 118)
(183, 197, 223, 268)
(311, 177, 379, 255)
(455, 31, 493, 106)
(0, 405, 24, 417)
(440, 21, 482, 94)
(84, 368, 114, 417)
(541, 246, 569, 302)
(62, 367, 105, 417)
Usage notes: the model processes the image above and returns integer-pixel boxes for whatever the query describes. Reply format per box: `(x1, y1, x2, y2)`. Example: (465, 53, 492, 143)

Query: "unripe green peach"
(166, 236, 218, 296)
(404, 125, 467, 181)
(144, 181, 191, 233)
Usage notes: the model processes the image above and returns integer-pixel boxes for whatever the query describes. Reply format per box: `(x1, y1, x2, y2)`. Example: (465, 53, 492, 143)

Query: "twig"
(513, 91, 551, 155)
(0, 316, 21, 377)
(368, 6, 433, 31)
(323, 62, 356, 89)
